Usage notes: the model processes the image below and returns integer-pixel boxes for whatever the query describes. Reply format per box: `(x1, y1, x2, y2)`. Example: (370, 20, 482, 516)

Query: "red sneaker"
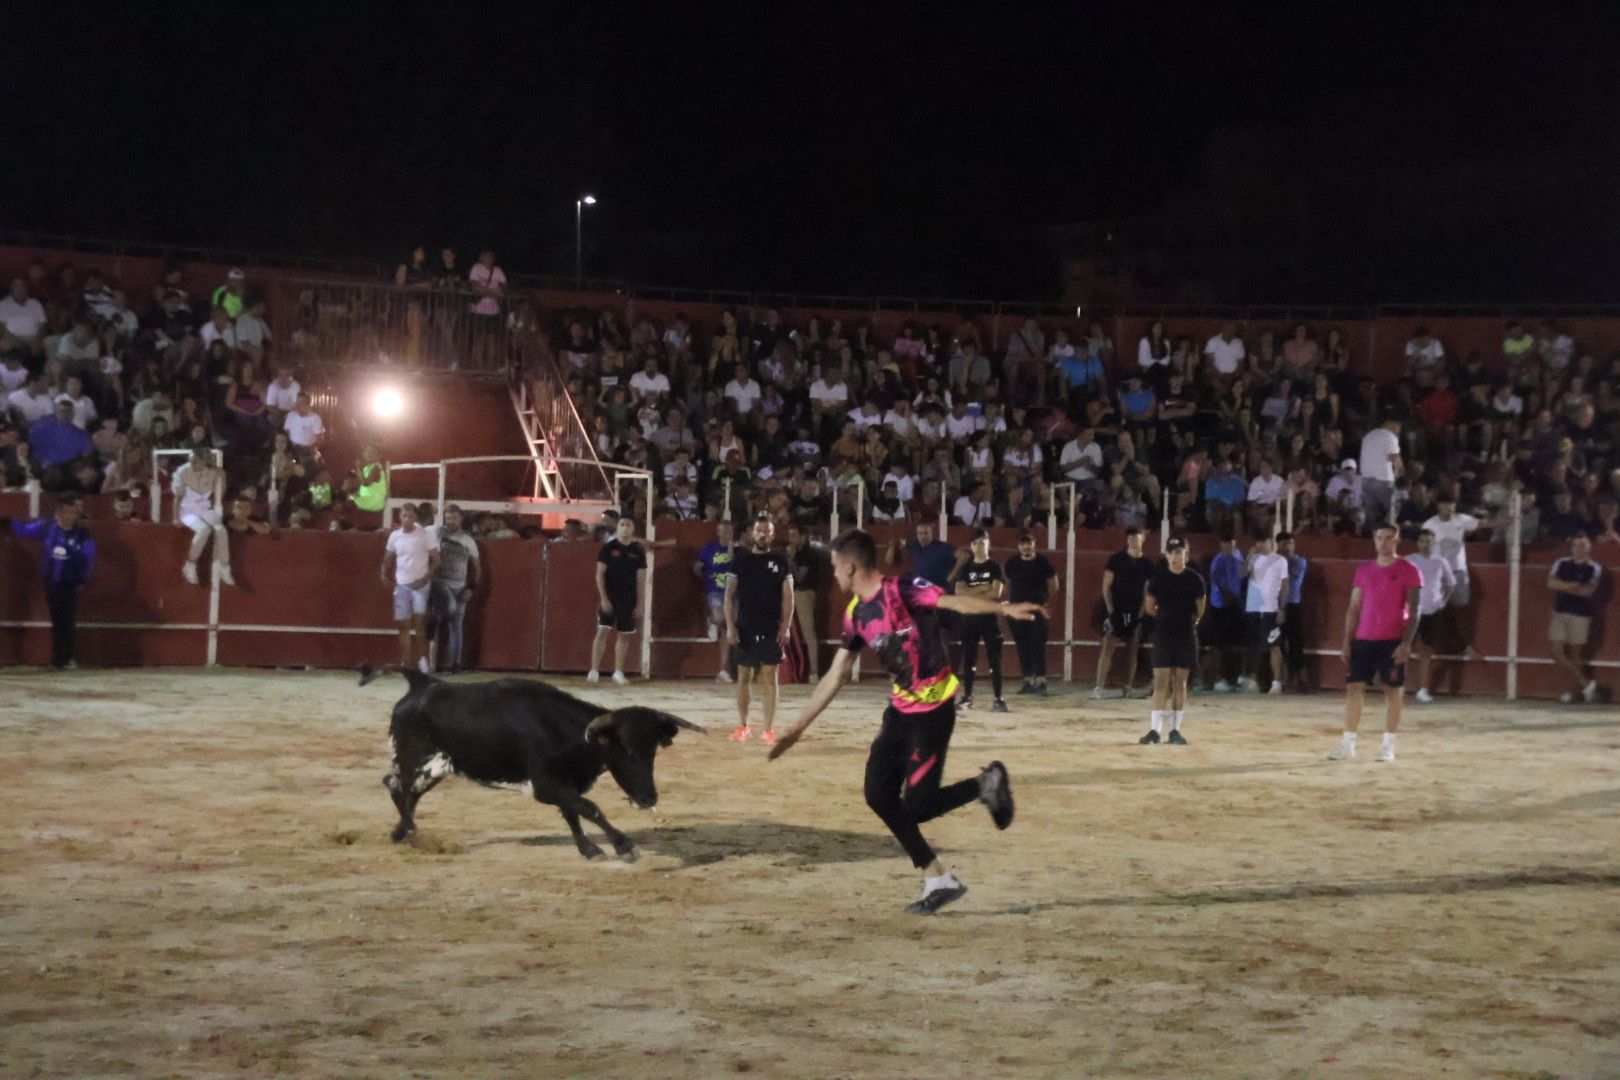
(760, 729, 778, 746)
(728, 725, 753, 742)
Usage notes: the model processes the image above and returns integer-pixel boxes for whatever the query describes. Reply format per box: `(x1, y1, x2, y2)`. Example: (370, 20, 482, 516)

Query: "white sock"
(1342, 731, 1357, 749)
(1382, 732, 1396, 750)
(924, 872, 959, 892)
(1171, 711, 1184, 732)
(1149, 710, 1165, 733)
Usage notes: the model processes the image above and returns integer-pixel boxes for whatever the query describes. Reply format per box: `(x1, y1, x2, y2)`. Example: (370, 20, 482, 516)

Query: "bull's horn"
(584, 712, 617, 742)
(671, 717, 707, 735)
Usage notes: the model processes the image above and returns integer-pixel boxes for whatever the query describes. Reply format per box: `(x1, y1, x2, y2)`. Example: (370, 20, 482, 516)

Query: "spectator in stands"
(265, 366, 300, 421)
(29, 399, 95, 490)
(0, 350, 28, 394)
(226, 497, 272, 536)
(1003, 318, 1047, 406)
(0, 278, 47, 354)
(172, 447, 235, 587)
(55, 321, 101, 374)
(9, 372, 54, 429)
(212, 269, 248, 320)
(1203, 457, 1246, 534)
(101, 432, 156, 495)
(1203, 322, 1246, 383)
(57, 375, 97, 431)
(430, 504, 480, 673)
(1358, 416, 1403, 532)
(468, 250, 507, 368)
(1246, 459, 1284, 532)
(281, 393, 324, 462)
(724, 362, 762, 422)
(199, 306, 238, 352)
(235, 297, 271, 362)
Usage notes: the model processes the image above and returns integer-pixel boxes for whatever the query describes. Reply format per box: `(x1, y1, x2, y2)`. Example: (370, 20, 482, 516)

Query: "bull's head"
(583, 707, 705, 809)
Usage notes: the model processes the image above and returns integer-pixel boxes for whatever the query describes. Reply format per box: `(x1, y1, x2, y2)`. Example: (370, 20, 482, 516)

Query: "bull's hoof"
(390, 823, 414, 843)
(617, 845, 641, 864)
(577, 842, 605, 860)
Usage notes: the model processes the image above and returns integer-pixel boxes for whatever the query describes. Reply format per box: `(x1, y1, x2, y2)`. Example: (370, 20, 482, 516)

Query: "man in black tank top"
(948, 530, 1008, 712)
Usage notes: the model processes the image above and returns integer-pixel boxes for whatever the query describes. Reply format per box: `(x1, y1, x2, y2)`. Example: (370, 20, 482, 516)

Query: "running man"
(1139, 537, 1205, 744)
(767, 529, 1042, 915)
(1405, 527, 1455, 703)
(589, 516, 647, 685)
(1547, 531, 1603, 704)
(1329, 523, 1422, 762)
(381, 502, 441, 674)
(695, 519, 736, 682)
(726, 516, 794, 743)
(949, 529, 1008, 712)
(1242, 535, 1289, 693)
(172, 448, 235, 587)
(1004, 532, 1058, 696)
(1094, 525, 1153, 699)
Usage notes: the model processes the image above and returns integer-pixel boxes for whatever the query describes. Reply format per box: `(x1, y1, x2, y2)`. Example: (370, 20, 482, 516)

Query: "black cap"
(1166, 537, 1186, 552)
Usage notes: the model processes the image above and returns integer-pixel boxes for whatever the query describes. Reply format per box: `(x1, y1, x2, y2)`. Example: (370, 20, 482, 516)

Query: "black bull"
(360, 666, 705, 861)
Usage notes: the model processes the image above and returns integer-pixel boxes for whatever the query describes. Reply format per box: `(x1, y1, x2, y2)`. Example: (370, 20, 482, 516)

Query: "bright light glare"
(370, 385, 407, 421)
(580, 194, 598, 205)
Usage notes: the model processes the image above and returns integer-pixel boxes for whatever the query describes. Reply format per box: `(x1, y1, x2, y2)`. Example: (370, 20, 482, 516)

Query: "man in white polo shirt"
(381, 502, 441, 675)
(723, 362, 762, 420)
(1203, 322, 1246, 380)
(0, 278, 48, 353)
(1246, 458, 1284, 533)
(1242, 534, 1290, 693)
(1358, 416, 1403, 533)
(283, 393, 325, 463)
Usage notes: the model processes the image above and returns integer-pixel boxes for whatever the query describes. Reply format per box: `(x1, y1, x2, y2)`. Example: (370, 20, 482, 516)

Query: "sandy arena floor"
(0, 668, 1617, 1079)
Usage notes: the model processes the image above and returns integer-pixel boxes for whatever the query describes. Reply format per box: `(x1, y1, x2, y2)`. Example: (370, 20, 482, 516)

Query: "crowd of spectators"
(546, 307, 1619, 549)
(0, 258, 344, 526)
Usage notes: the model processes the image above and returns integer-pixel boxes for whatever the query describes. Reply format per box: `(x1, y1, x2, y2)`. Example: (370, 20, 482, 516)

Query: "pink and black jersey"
(843, 576, 959, 713)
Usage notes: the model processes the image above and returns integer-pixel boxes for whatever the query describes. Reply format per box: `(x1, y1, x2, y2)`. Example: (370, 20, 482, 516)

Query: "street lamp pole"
(574, 194, 597, 283)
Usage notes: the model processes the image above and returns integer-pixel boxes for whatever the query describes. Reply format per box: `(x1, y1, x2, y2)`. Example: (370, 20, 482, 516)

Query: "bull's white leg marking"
(411, 752, 454, 794)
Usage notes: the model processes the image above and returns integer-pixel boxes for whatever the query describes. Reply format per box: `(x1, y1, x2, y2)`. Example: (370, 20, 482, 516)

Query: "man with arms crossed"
(381, 502, 440, 674)
(1093, 525, 1153, 700)
(727, 516, 794, 744)
(590, 516, 647, 685)
(1404, 528, 1455, 703)
(1004, 532, 1058, 696)
(1547, 531, 1603, 704)
(768, 530, 1041, 914)
(1139, 537, 1205, 744)
(1329, 524, 1422, 762)
(949, 529, 1009, 712)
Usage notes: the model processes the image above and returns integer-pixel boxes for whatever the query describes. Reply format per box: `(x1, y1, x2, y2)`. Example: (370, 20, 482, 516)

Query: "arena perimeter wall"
(0, 516, 1612, 700)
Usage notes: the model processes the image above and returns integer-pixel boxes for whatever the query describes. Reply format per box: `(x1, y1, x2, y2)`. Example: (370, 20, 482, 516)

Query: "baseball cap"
(227, 268, 246, 281)
(1340, 459, 1358, 470)
(1165, 537, 1186, 552)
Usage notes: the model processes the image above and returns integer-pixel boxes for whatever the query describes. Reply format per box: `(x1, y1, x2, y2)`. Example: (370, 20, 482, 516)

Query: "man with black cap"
(1139, 537, 1205, 744)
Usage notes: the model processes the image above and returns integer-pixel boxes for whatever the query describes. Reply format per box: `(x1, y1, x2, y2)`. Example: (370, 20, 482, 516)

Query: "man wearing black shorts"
(1004, 532, 1058, 695)
(726, 515, 794, 744)
(1329, 524, 1422, 762)
(1094, 526, 1153, 700)
(949, 529, 1008, 712)
(1139, 537, 1206, 744)
(767, 529, 1043, 915)
(589, 515, 646, 685)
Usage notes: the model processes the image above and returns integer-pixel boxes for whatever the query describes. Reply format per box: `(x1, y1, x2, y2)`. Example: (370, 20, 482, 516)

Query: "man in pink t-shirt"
(1330, 524, 1423, 762)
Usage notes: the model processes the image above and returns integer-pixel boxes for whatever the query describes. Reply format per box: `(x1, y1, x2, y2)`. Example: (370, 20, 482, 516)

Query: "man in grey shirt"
(431, 504, 482, 673)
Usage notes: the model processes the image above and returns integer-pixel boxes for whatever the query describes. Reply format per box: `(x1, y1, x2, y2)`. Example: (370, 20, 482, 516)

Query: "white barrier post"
(722, 478, 732, 521)
(829, 494, 839, 540)
(437, 463, 447, 523)
(1064, 482, 1077, 683)
(642, 473, 654, 679)
(1506, 491, 1522, 701)
(150, 446, 161, 522)
(855, 480, 865, 530)
(268, 456, 280, 526)
(937, 493, 947, 540)
(1160, 488, 1170, 553)
(26, 479, 40, 520)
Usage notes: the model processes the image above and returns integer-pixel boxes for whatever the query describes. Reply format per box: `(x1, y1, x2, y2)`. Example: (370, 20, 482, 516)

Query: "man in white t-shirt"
(628, 358, 671, 401)
(57, 376, 98, 430)
(808, 371, 849, 417)
(882, 399, 916, 441)
(1242, 535, 1290, 693)
(1246, 459, 1284, 532)
(8, 373, 56, 426)
(1420, 493, 1482, 664)
(1406, 527, 1456, 703)
(1203, 322, 1246, 378)
(0, 278, 47, 352)
(0, 351, 29, 393)
(382, 502, 441, 674)
(723, 363, 762, 418)
(944, 401, 980, 443)
(1403, 327, 1445, 387)
(1059, 428, 1103, 486)
(264, 367, 301, 417)
(847, 400, 883, 432)
(1357, 417, 1403, 532)
(283, 394, 326, 460)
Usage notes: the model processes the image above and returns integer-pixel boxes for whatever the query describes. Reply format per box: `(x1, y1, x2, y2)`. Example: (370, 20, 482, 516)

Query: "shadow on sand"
(468, 819, 899, 869)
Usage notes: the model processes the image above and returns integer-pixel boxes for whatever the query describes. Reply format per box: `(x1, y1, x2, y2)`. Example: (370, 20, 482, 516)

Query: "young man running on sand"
(1329, 523, 1422, 762)
(768, 529, 1044, 914)
(1139, 537, 1206, 745)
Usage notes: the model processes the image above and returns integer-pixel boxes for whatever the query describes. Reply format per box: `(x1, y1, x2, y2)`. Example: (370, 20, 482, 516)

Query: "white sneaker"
(1414, 688, 1434, 703)
(1559, 691, 1575, 704)
(216, 564, 236, 587)
(1213, 679, 1234, 693)
(715, 670, 733, 684)
(417, 656, 431, 675)
(707, 624, 719, 641)
(1241, 678, 1260, 693)
(586, 671, 600, 684)
(612, 671, 628, 685)
(1326, 742, 1356, 761)
(1268, 683, 1284, 695)
(182, 562, 199, 586)
(1583, 679, 1599, 703)
(1377, 743, 1396, 763)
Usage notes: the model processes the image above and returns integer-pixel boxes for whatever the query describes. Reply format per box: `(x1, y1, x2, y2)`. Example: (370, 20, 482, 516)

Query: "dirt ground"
(1, 668, 1617, 1080)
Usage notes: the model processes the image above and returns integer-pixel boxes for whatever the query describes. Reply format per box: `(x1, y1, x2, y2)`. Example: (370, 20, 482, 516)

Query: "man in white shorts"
(382, 502, 441, 674)
(171, 448, 235, 587)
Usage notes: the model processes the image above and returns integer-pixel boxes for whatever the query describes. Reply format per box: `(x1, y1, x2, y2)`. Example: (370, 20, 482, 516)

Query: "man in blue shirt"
(1278, 531, 1309, 690)
(694, 518, 736, 682)
(29, 399, 95, 479)
(1203, 533, 1245, 691)
(1203, 459, 1247, 536)
(8, 492, 95, 669)
(887, 520, 957, 589)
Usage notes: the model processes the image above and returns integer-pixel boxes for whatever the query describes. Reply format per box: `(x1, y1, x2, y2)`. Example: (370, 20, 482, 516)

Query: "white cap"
(227, 268, 246, 281)
(1340, 458, 1357, 470)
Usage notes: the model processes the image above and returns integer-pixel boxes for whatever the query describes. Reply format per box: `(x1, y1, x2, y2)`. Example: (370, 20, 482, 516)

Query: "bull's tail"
(357, 663, 438, 694)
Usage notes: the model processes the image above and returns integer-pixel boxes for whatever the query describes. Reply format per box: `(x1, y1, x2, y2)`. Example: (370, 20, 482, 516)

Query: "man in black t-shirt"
(726, 516, 794, 743)
(786, 524, 825, 681)
(1004, 532, 1058, 695)
(949, 530, 1008, 711)
(1093, 526, 1154, 700)
(590, 516, 647, 685)
(1139, 538, 1207, 744)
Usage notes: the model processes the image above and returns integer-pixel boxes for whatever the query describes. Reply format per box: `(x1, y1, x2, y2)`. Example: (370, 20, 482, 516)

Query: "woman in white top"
(1137, 320, 1171, 372)
(172, 448, 235, 586)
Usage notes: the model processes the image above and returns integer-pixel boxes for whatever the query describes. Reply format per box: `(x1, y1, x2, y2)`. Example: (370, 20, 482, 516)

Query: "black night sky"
(7, 4, 1620, 303)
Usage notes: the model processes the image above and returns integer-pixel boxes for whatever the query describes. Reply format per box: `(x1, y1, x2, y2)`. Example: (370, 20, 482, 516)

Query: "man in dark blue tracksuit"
(8, 492, 96, 669)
